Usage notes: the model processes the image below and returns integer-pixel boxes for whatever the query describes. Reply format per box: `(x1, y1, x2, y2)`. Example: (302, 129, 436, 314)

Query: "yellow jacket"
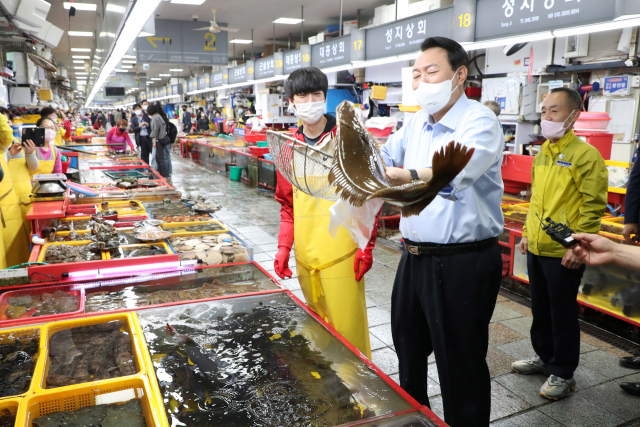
(523, 129, 608, 257)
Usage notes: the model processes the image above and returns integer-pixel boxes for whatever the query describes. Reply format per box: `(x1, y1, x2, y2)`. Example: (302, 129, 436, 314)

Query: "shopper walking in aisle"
(380, 37, 504, 427)
(570, 233, 640, 397)
(90, 111, 97, 126)
(106, 119, 135, 153)
(131, 103, 152, 164)
(154, 103, 173, 176)
(514, 88, 608, 400)
(274, 67, 378, 358)
(0, 107, 38, 231)
(196, 110, 209, 132)
(182, 105, 192, 134)
(0, 108, 31, 267)
(148, 103, 170, 178)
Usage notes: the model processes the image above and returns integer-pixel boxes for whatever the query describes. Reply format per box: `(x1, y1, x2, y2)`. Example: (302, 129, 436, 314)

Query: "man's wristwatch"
(408, 169, 420, 182)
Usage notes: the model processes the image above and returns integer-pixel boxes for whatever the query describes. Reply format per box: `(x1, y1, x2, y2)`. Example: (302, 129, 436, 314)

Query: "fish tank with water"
(83, 263, 280, 313)
(136, 292, 416, 427)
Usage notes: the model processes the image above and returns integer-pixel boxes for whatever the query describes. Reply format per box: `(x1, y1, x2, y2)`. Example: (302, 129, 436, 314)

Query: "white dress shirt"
(380, 94, 504, 244)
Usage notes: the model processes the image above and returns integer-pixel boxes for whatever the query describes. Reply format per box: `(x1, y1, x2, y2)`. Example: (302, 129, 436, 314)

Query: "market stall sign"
(188, 77, 197, 92)
(311, 34, 351, 69)
(452, 0, 476, 43)
(255, 56, 275, 79)
(211, 70, 228, 88)
(136, 19, 228, 64)
(198, 73, 210, 90)
(284, 45, 311, 74)
(172, 84, 181, 95)
(365, 7, 453, 60)
(475, 0, 615, 40)
(229, 63, 248, 84)
(604, 76, 630, 96)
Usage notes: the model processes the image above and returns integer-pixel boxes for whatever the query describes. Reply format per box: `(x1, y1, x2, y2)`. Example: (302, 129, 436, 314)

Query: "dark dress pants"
(527, 252, 585, 379)
(138, 136, 153, 166)
(391, 240, 502, 427)
(155, 139, 170, 178)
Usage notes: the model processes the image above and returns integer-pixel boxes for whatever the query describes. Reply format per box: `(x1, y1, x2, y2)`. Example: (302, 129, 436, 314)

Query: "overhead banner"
(311, 34, 352, 69)
(211, 70, 228, 88)
(136, 19, 228, 64)
(255, 56, 275, 79)
(188, 77, 197, 92)
(229, 63, 249, 84)
(284, 45, 311, 74)
(365, 7, 453, 60)
(475, 0, 615, 40)
(198, 73, 210, 90)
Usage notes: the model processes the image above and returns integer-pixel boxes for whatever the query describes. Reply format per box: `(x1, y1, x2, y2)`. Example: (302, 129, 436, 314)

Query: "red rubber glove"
(274, 220, 294, 279)
(354, 212, 380, 281)
(354, 248, 373, 282)
(274, 246, 293, 279)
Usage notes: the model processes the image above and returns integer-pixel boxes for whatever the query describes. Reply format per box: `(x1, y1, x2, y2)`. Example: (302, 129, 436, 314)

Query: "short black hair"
(133, 103, 141, 110)
(40, 106, 57, 119)
(141, 99, 149, 105)
(0, 107, 12, 120)
(154, 102, 167, 118)
(36, 117, 55, 127)
(146, 104, 159, 116)
(284, 67, 328, 100)
(550, 87, 583, 111)
(421, 36, 469, 79)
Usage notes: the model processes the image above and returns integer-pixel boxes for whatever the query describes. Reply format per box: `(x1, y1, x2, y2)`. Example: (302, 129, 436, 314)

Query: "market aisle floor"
(169, 153, 640, 427)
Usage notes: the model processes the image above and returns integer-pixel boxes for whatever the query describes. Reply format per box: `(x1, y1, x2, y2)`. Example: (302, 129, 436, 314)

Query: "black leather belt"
(404, 237, 498, 256)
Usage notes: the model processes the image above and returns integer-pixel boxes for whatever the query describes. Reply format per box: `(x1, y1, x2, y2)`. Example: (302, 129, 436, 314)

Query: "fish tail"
(400, 196, 436, 217)
(328, 164, 368, 207)
(431, 141, 475, 186)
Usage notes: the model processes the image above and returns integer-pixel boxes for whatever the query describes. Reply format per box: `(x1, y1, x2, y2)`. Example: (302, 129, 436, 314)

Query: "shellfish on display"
(328, 101, 475, 217)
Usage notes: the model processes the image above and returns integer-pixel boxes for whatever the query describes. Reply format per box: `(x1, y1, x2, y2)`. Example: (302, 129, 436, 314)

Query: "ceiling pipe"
(301, 6, 303, 45)
(339, 0, 343, 36)
(251, 29, 254, 59)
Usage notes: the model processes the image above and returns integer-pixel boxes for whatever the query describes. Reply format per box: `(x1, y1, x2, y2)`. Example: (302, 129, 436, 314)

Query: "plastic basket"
(107, 242, 175, 260)
(46, 230, 90, 242)
(229, 166, 242, 181)
(36, 241, 107, 263)
(19, 376, 168, 427)
(0, 398, 21, 423)
(0, 285, 84, 323)
(0, 326, 42, 398)
(34, 313, 146, 393)
(245, 132, 267, 143)
(160, 220, 229, 235)
(98, 200, 146, 215)
(249, 146, 270, 157)
(172, 230, 253, 262)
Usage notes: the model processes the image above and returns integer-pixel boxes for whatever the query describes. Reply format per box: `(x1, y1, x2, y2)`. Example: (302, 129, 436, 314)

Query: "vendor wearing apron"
(38, 106, 65, 147)
(30, 117, 63, 177)
(274, 68, 379, 358)
(106, 119, 135, 153)
(0, 111, 31, 267)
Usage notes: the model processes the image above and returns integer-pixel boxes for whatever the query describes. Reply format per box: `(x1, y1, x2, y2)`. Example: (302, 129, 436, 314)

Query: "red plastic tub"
(245, 132, 267, 143)
(575, 131, 613, 160)
(61, 160, 70, 173)
(0, 285, 84, 327)
(368, 126, 393, 137)
(249, 146, 269, 157)
(71, 135, 93, 143)
(190, 151, 200, 160)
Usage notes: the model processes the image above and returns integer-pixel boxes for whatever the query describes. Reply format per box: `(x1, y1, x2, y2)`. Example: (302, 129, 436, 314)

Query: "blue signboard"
(603, 76, 630, 96)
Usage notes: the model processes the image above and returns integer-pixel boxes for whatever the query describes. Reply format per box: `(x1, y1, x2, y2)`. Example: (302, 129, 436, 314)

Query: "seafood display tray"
(160, 220, 228, 235)
(340, 407, 443, 426)
(106, 242, 174, 259)
(134, 291, 420, 427)
(170, 230, 254, 263)
(0, 285, 84, 327)
(34, 313, 147, 392)
(0, 398, 20, 426)
(18, 376, 166, 427)
(98, 200, 146, 215)
(35, 241, 107, 263)
(0, 326, 41, 399)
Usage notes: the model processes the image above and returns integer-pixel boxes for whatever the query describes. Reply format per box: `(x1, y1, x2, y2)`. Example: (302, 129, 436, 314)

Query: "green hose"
(5, 262, 48, 269)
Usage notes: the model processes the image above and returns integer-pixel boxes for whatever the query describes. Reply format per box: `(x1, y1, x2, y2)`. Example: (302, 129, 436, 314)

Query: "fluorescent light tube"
(73, 55, 90, 59)
(121, 65, 132, 68)
(74, 66, 85, 70)
(230, 39, 252, 44)
(122, 60, 136, 64)
(151, 78, 161, 80)
(273, 18, 304, 24)
(159, 74, 171, 76)
(73, 60, 85, 64)
(68, 31, 93, 37)
(461, 31, 553, 51)
(71, 48, 91, 52)
(170, 0, 206, 4)
(554, 17, 640, 37)
(169, 68, 183, 72)
(64, 2, 96, 11)
(106, 4, 125, 13)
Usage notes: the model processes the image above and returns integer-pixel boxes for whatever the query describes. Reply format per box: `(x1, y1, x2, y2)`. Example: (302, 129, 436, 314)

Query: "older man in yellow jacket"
(513, 87, 608, 401)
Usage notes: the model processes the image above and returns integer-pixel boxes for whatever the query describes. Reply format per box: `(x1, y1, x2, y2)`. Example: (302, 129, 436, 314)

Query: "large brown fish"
(328, 101, 475, 217)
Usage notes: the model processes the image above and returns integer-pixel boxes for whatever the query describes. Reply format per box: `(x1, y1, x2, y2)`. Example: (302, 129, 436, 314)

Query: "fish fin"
(430, 141, 475, 190)
(174, 334, 196, 345)
(165, 323, 176, 334)
(399, 195, 437, 217)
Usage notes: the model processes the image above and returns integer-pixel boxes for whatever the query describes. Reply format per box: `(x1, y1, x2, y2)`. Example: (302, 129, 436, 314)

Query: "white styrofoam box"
(59, 67, 68, 78)
(308, 36, 317, 45)
(0, 84, 7, 107)
(365, 61, 407, 85)
(373, 4, 396, 26)
(0, 0, 20, 15)
(9, 87, 33, 105)
(401, 66, 418, 106)
(342, 20, 358, 35)
(485, 39, 564, 75)
(14, 0, 50, 29)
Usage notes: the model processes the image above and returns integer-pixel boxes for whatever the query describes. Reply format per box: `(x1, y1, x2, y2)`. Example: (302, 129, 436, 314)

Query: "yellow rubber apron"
(293, 187, 371, 358)
(54, 127, 64, 146)
(30, 145, 57, 177)
(8, 155, 33, 234)
(0, 151, 29, 267)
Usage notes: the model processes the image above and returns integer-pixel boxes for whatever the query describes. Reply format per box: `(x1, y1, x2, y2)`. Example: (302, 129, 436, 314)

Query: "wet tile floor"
(169, 153, 640, 427)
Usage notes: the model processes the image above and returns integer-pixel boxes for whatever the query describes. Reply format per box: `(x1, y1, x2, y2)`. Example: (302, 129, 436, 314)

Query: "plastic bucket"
(61, 161, 70, 174)
(229, 166, 242, 181)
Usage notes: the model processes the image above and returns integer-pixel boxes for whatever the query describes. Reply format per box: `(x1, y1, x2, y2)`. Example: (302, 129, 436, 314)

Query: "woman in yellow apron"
(29, 118, 62, 177)
(0, 112, 30, 267)
(6, 139, 38, 233)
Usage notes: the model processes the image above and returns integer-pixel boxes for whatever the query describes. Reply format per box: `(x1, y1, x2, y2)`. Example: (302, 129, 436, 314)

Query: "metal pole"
(339, 0, 343, 35)
(273, 21, 276, 53)
(251, 29, 254, 59)
(395, 0, 398, 20)
(288, 33, 291, 51)
(301, 6, 303, 45)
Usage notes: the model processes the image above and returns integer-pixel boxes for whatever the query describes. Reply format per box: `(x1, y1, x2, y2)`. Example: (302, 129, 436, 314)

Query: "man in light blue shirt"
(380, 37, 504, 427)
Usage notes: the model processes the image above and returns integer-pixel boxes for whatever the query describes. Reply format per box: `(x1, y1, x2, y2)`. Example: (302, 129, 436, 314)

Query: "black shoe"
(620, 382, 640, 397)
(620, 356, 640, 369)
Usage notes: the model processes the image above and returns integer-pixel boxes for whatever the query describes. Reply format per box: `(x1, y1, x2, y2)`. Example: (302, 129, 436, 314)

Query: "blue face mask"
(238, 109, 244, 115)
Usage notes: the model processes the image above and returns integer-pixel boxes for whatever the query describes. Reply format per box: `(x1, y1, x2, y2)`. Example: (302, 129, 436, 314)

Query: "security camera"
(155, 13, 159, 17)
(192, 14, 199, 21)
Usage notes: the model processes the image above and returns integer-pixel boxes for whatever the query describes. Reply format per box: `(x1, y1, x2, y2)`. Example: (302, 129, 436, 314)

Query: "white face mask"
(541, 110, 578, 141)
(135, 110, 142, 116)
(44, 129, 56, 142)
(414, 67, 461, 115)
(293, 100, 325, 124)
(142, 105, 148, 111)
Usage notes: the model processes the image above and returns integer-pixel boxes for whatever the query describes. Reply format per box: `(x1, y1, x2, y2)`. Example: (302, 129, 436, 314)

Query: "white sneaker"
(540, 375, 576, 400)
(511, 356, 547, 375)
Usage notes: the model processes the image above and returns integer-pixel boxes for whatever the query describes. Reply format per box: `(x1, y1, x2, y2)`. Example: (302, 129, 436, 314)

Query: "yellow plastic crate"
(106, 242, 175, 260)
(36, 241, 107, 263)
(34, 313, 147, 393)
(98, 200, 146, 215)
(19, 376, 168, 427)
(0, 398, 21, 423)
(0, 327, 43, 398)
(47, 230, 90, 242)
(160, 220, 229, 236)
(370, 85, 388, 101)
